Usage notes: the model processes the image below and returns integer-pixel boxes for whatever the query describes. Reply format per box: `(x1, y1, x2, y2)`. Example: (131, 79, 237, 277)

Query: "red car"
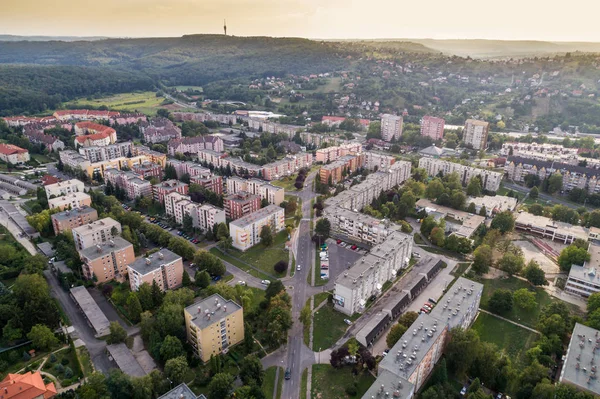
(351, 245, 358, 250)
(336, 239, 342, 244)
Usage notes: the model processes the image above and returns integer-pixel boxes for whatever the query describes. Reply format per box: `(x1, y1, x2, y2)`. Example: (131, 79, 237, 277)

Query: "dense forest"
(0, 65, 153, 115)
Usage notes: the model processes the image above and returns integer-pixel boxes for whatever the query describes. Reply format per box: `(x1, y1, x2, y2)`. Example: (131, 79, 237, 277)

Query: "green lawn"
(209, 247, 272, 281)
(31, 153, 54, 164)
(313, 303, 358, 350)
(64, 91, 171, 115)
(225, 231, 290, 278)
(300, 367, 308, 399)
(311, 364, 375, 399)
(272, 176, 299, 192)
(314, 292, 329, 308)
(42, 347, 83, 386)
(472, 312, 538, 370)
(262, 366, 282, 399)
(452, 262, 471, 277)
(479, 277, 581, 328)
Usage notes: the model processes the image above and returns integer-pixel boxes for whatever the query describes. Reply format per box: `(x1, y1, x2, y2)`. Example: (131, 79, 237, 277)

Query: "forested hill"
(0, 35, 354, 86)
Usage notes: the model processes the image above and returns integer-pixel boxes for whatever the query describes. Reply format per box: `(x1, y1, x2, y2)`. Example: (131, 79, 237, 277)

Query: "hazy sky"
(2, 0, 599, 41)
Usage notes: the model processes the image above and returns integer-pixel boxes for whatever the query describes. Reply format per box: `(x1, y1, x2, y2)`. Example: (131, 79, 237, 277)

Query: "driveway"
(88, 288, 139, 335)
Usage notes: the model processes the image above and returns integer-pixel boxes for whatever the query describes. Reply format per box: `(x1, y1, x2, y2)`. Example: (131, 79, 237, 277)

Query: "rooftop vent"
(145, 258, 151, 265)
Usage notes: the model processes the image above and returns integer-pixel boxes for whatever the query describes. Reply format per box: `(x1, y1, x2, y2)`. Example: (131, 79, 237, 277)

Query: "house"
(0, 144, 30, 164)
(0, 371, 57, 399)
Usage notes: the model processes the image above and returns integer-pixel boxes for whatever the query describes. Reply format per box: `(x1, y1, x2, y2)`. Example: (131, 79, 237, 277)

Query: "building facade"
(128, 249, 184, 292)
(0, 144, 30, 164)
(420, 116, 445, 141)
(152, 180, 189, 204)
(380, 114, 403, 142)
(79, 237, 135, 284)
(45, 179, 85, 199)
(463, 119, 489, 150)
(48, 192, 92, 211)
(51, 206, 98, 236)
(418, 157, 502, 192)
(229, 205, 285, 251)
(224, 192, 261, 220)
(72, 217, 122, 250)
(225, 177, 284, 206)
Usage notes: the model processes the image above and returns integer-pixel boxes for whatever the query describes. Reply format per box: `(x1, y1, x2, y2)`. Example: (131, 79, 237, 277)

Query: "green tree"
(195, 271, 211, 288)
(497, 252, 525, 276)
(530, 186, 539, 199)
(425, 178, 445, 200)
(547, 172, 563, 194)
(160, 335, 184, 362)
(182, 214, 194, 233)
(467, 202, 476, 214)
(260, 225, 273, 246)
(523, 260, 548, 286)
(558, 245, 590, 272)
(315, 218, 331, 240)
(420, 215, 438, 237)
(472, 244, 492, 275)
(513, 288, 537, 310)
(265, 280, 284, 300)
(164, 356, 189, 384)
(216, 223, 229, 241)
(151, 280, 164, 308)
(108, 321, 127, 344)
(398, 311, 419, 327)
(386, 323, 408, 348)
(445, 328, 480, 376)
(194, 250, 226, 276)
(466, 177, 482, 197)
(126, 292, 143, 323)
(182, 270, 191, 287)
(489, 289, 513, 314)
(429, 227, 445, 247)
(27, 324, 58, 351)
(208, 372, 235, 399)
(587, 292, 600, 315)
(490, 211, 515, 234)
(239, 354, 265, 385)
(137, 283, 154, 311)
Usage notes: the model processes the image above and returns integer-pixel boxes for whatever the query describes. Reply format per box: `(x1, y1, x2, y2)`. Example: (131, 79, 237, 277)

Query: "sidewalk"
(478, 308, 541, 334)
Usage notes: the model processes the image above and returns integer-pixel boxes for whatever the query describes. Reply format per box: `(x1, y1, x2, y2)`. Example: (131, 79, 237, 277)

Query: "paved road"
(503, 181, 594, 210)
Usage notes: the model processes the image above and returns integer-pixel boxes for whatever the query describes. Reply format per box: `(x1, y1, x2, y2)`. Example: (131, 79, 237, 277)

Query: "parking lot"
(324, 238, 365, 286)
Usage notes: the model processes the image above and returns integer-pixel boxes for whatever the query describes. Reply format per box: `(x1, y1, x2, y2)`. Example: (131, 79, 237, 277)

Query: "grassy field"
(300, 367, 308, 399)
(75, 347, 94, 377)
(262, 366, 282, 399)
(272, 176, 300, 191)
(65, 91, 170, 115)
(479, 276, 581, 328)
(314, 292, 329, 308)
(472, 312, 538, 370)
(42, 347, 83, 386)
(311, 364, 375, 399)
(313, 302, 358, 350)
(225, 231, 290, 278)
(452, 262, 471, 277)
(31, 154, 54, 164)
(209, 247, 272, 281)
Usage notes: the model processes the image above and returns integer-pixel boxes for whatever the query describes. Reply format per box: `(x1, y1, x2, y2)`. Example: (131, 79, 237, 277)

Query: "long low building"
(515, 212, 589, 244)
(70, 286, 110, 337)
(559, 323, 600, 396)
(106, 343, 146, 377)
(229, 205, 285, 251)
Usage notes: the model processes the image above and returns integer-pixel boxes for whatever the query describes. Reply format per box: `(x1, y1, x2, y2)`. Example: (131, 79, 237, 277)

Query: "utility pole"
(224, 19, 227, 36)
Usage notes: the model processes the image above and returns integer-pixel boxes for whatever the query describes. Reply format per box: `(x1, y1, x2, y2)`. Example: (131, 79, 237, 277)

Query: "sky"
(2, 0, 600, 42)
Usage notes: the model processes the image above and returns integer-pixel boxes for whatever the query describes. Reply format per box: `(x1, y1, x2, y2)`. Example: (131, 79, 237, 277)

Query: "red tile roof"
(41, 175, 61, 186)
(75, 132, 113, 143)
(0, 144, 28, 155)
(74, 122, 116, 135)
(0, 371, 57, 399)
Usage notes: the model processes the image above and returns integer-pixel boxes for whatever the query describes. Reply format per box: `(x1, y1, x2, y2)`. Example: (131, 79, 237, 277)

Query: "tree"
(420, 215, 438, 237)
(265, 280, 284, 300)
(151, 280, 164, 308)
(386, 323, 408, 348)
(108, 322, 127, 344)
(164, 356, 189, 384)
(137, 283, 154, 311)
(160, 335, 184, 362)
(513, 288, 537, 310)
(588, 292, 600, 315)
(445, 328, 480, 376)
(467, 177, 482, 197)
(208, 373, 235, 399)
(530, 186, 539, 199)
(260, 225, 273, 246)
(194, 250, 226, 277)
(398, 311, 419, 327)
(429, 227, 445, 247)
(497, 251, 525, 276)
(195, 271, 211, 288)
(547, 172, 563, 194)
(523, 260, 548, 286)
(467, 202, 476, 214)
(558, 245, 590, 272)
(126, 293, 143, 323)
(490, 211, 515, 234)
(274, 260, 288, 274)
(182, 270, 191, 287)
(27, 325, 58, 351)
(216, 223, 229, 241)
(472, 244, 492, 275)
(239, 354, 265, 386)
(182, 214, 194, 233)
(488, 289, 513, 314)
(479, 205, 487, 217)
(315, 218, 331, 240)
(425, 179, 445, 200)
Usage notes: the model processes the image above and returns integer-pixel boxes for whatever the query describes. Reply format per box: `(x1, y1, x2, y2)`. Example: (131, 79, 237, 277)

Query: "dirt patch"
(514, 240, 560, 274)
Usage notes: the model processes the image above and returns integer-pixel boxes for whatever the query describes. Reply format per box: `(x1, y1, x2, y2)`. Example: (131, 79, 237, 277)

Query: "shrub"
(345, 384, 358, 396)
(274, 261, 288, 274)
(54, 364, 64, 373)
(61, 358, 70, 366)
(49, 353, 57, 363)
(64, 367, 73, 378)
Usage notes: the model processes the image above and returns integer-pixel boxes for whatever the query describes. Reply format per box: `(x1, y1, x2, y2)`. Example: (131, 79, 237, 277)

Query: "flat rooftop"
(516, 212, 589, 239)
(51, 206, 97, 222)
(70, 286, 110, 336)
(360, 370, 413, 399)
(560, 323, 600, 396)
(72, 217, 120, 235)
(336, 253, 386, 284)
(128, 249, 181, 275)
(378, 313, 445, 380)
(79, 236, 132, 261)
(106, 343, 146, 377)
(185, 294, 242, 330)
(370, 231, 412, 258)
(428, 277, 484, 330)
(158, 383, 205, 399)
(466, 195, 517, 212)
(229, 205, 282, 228)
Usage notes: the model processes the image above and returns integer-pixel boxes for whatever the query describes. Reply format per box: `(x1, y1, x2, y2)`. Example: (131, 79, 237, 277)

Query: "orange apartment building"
(72, 217, 122, 250)
(319, 154, 364, 185)
(223, 191, 261, 220)
(0, 371, 57, 399)
(51, 206, 98, 235)
(47, 192, 92, 211)
(128, 249, 184, 292)
(79, 237, 135, 284)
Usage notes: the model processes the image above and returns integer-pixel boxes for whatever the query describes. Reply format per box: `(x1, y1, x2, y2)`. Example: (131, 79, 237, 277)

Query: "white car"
(261, 280, 271, 285)
(344, 319, 352, 325)
(296, 264, 301, 271)
(237, 281, 246, 286)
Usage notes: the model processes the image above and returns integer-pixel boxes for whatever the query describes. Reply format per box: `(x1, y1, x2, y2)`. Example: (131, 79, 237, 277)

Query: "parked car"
(284, 368, 291, 380)
(336, 239, 342, 244)
(212, 275, 221, 282)
(351, 245, 358, 250)
(261, 280, 271, 285)
(425, 302, 434, 308)
(420, 307, 430, 314)
(495, 394, 503, 399)
(178, 231, 184, 236)
(343, 319, 352, 325)
(296, 264, 301, 271)
(237, 281, 246, 286)
(460, 386, 468, 396)
(429, 298, 438, 305)
(412, 252, 421, 258)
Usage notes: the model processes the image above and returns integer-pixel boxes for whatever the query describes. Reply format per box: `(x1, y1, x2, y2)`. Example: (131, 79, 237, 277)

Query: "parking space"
(325, 238, 365, 283)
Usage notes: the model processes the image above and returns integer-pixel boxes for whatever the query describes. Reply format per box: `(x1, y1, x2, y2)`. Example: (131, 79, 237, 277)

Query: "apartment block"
(515, 212, 589, 244)
(229, 205, 285, 251)
(152, 180, 189, 204)
(319, 154, 364, 185)
(418, 157, 502, 192)
(226, 177, 284, 206)
(463, 119, 489, 150)
(380, 114, 403, 142)
(172, 112, 236, 125)
(128, 249, 184, 292)
(224, 191, 261, 220)
(168, 135, 224, 156)
(164, 192, 226, 232)
(51, 206, 98, 235)
(560, 323, 600, 396)
(420, 115, 445, 141)
(72, 217, 122, 250)
(167, 160, 223, 195)
(165, 192, 193, 225)
(194, 204, 226, 233)
(190, 174, 223, 196)
(131, 162, 163, 180)
(79, 237, 135, 284)
(48, 192, 92, 211)
(78, 142, 133, 163)
(132, 145, 167, 167)
(324, 207, 400, 246)
(141, 118, 182, 144)
(364, 151, 395, 171)
(184, 294, 244, 362)
(315, 143, 362, 163)
(45, 179, 85, 198)
(333, 231, 413, 315)
(24, 129, 65, 152)
(104, 168, 152, 200)
(260, 153, 314, 181)
(565, 242, 600, 298)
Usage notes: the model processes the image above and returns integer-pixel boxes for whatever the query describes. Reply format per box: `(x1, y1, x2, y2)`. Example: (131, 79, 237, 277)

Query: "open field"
(311, 364, 375, 399)
(472, 312, 538, 370)
(224, 231, 290, 278)
(262, 366, 282, 399)
(64, 91, 182, 115)
(313, 302, 358, 350)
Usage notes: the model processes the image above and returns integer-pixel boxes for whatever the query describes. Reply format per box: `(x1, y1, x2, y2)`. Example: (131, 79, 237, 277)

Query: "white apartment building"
(315, 143, 362, 163)
(78, 142, 133, 163)
(565, 242, 600, 298)
(225, 177, 285, 206)
(194, 204, 226, 233)
(324, 208, 400, 246)
(463, 119, 489, 150)
(103, 169, 152, 200)
(229, 205, 285, 251)
(48, 192, 92, 211)
(334, 231, 413, 315)
(45, 179, 85, 198)
(515, 212, 589, 244)
(364, 151, 396, 171)
(465, 195, 517, 217)
(418, 157, 503, 192)
(164, 192, 226, 232)
(72, 217, 122, 250)
(165, 192, 192, 225)
(380, 114, 403, 142)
